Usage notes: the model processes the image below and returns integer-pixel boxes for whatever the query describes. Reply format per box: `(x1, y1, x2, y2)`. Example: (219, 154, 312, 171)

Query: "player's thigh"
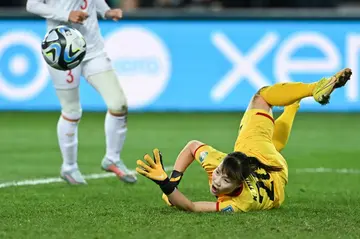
(47, 65, 81, 90)
(82, 54, 127, 112)
(81, 53, 113, 79)
(234, 92, 274, 145)
(234, 109, 275, 151)
(55, 87, 82, 120)
(246, 92, 272, 113)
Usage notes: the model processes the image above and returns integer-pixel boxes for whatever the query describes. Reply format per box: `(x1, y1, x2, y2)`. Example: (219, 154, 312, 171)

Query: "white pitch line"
(295, 168, 360, 174)
(0, 167, 359, 189)
(0, 166, 173, 189)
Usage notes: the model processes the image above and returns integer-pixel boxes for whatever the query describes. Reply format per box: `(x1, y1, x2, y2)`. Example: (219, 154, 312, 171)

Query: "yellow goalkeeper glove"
(136, 148, 176, 195)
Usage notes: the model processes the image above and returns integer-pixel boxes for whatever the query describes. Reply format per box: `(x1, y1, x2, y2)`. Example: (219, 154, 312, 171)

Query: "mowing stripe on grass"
(0, 166, 173, 189)
(0, 167, 359, 189)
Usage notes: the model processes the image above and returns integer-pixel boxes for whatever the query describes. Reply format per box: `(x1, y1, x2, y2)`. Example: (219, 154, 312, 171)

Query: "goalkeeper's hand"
(136, 149, 176, 195)
(162, 170, 184, 206)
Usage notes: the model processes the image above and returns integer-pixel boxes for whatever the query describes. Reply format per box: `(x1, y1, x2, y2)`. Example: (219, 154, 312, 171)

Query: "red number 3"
(80, 0, 88, 10)
(66, 70, 74, 83)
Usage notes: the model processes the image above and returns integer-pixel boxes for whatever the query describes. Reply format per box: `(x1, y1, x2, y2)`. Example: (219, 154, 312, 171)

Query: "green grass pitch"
(0, 111, 360, 239)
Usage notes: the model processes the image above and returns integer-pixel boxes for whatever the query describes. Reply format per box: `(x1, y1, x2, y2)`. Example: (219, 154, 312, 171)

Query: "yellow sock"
(259, 82, 316, 106)
(272, 103, 299, 152)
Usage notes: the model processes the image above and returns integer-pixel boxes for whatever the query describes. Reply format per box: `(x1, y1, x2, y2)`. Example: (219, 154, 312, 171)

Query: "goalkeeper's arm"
(136, 148, 217, 212)
(167, 188, 217, 212)
(173, 140, 204, 173)
(162, 140, 205, 206)
(165, 140, 204, 192)
(165, 141, 216, 211)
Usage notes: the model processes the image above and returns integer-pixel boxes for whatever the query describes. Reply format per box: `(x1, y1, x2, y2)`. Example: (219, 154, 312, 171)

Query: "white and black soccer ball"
(41, 25, 86, 71)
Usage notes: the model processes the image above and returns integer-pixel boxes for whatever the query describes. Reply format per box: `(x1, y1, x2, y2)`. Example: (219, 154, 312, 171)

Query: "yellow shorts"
(234, 109, 288, 205)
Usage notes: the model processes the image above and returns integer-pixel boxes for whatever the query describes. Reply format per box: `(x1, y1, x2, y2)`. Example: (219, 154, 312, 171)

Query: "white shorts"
(47, 52, 113, 90)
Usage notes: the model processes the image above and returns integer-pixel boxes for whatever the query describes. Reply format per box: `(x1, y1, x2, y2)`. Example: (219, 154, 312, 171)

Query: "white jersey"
(26, 0, 110, 61)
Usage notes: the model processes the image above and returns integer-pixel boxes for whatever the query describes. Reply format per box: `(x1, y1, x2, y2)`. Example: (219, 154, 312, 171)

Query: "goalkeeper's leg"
(239, 68, 352, 150)
(259, 68, 352, 107)
(273, 101, 300, 152)
(270, 68, 351, 151)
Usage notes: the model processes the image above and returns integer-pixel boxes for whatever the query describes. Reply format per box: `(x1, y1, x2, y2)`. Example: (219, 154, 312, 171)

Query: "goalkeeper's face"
(210, 164, 239, 196)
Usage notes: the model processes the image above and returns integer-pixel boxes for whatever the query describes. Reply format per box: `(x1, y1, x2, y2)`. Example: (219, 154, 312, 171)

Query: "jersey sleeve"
(26, 0, 70, 22)
(94, 0, 111, 19)
(216, 199, 240, 212)
(194, 145, 227, 174)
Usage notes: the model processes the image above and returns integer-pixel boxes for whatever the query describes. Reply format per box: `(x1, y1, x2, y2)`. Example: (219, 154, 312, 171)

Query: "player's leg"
(82, 54, 136, 183)
(259, 68, 352, 107)
(234, 68, 352, 199)
(233, 90, 290, 205)
(235, 68, 352, 150)
(273, 101, 300, 152)
(233, 92, 290, 206)
(48, 66, 86, 184)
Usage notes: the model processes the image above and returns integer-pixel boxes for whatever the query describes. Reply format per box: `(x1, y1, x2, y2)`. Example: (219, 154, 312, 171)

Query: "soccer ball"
(41, 25, 86, 71)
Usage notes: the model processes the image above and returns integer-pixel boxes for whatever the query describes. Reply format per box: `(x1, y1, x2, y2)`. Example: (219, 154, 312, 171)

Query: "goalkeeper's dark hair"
(221, 152, 283, 184)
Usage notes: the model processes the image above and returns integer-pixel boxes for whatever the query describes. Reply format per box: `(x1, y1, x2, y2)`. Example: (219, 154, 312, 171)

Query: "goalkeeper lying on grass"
(136, 68, 352, 212)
